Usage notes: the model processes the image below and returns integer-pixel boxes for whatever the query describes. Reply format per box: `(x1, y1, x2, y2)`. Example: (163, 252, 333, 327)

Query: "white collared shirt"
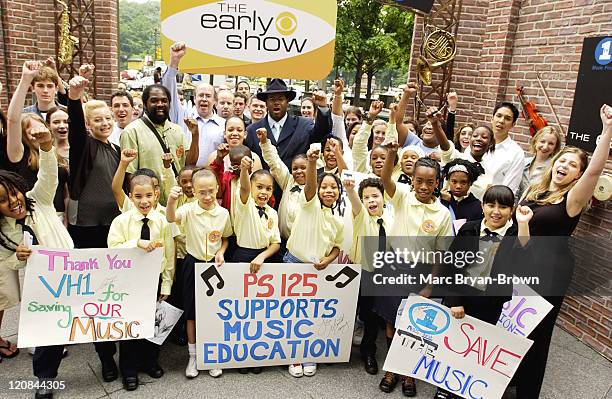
(195, 113, 226, 166)
(479, 219, 513, 237)
(481, 136, 525, 196)
(108, 123, 123, 146)
(267, 113, 288, 142)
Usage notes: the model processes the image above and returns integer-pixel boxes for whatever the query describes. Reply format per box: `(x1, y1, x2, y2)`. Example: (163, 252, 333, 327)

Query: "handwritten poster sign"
(18, 247, 162, 348)
(161, 0, 337, 79)
(195, 263, 360, 369)
(384, 296, 533, 399)
(497, 284, 553, 337)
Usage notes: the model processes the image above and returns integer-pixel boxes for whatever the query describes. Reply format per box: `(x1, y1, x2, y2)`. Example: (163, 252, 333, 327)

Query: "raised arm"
(184, 118, 199, 166)
(67, 76, 90, 174)
(162, 42, 188, 128)
(330, 138, 348, 175)
(239, 156, 252, 204)
(165, 186, 183, 223)
(309, 91, 332, 145)
(445, 91, 458, 141)
(330, 80, 351, 152)
(28, 127, 56, 206)
(7, 61, 42, 163)
(258, 128, 290, 189)
(427, 106, 450, 151)
(112, 149, 137, 209)
(381, 141, 399, 198)
(343, 177, 362, 217)
(396, 82, 418, 145)
(304, 148, 319, 202)
(567, 104, 612, 217)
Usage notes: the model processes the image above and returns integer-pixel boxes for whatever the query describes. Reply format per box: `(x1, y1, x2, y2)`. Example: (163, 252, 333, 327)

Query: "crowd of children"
(0, 58, 610, 399)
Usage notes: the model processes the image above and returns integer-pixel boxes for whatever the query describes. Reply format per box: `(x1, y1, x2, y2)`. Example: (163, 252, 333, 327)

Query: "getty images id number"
(9, 380, 66, 390)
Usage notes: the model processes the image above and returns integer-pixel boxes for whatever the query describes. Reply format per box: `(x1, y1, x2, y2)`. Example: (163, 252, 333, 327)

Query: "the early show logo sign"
(161, 0, 337, 79)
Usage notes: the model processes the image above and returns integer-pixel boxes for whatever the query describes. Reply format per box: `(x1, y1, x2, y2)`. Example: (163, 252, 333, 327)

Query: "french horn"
(417, 25, 456, 85)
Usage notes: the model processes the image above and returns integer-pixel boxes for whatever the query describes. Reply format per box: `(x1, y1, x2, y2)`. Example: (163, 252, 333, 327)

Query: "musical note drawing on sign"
(200, 265, 225, 296)
(325, 266, 359, 288)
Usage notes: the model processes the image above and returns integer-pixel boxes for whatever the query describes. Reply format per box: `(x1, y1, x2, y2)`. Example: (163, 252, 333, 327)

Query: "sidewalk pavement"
(1, 303, 610, 399)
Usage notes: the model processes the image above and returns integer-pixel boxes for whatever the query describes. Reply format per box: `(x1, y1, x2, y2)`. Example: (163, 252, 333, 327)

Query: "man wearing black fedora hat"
(245, 78, 331, 173)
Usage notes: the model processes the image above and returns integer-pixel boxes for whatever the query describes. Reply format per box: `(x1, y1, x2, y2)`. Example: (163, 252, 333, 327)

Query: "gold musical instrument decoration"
(417, 25, 456, 85)
(57, 0, 79, 65)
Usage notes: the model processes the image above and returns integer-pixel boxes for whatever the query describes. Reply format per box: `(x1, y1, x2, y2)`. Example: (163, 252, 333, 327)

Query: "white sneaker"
(208, 368, 222, 378)
(185, 357, 199, 378)
(352, 321, 364, 346)
(303, 363, 317, 376)
(288, 364, 303, 378)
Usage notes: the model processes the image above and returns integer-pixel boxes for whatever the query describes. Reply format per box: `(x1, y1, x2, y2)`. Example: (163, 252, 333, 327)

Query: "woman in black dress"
(512, 104, 612, 399)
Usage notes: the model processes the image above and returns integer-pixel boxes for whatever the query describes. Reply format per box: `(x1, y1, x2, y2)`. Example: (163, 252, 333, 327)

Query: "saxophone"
(57, 0, 79, 65)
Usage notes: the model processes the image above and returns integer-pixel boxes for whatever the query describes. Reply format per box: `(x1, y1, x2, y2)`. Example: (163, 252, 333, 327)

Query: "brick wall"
(409, 0, 612, 358)
(0, 0, 118, 108)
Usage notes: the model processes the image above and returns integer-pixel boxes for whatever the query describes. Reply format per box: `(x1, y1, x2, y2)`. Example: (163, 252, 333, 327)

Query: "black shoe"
(364, 354, 378, 375)
(143, 363, 164, 379)
(401, 376, 417, 397)
(251, 367, 262, 374)
(238, 368, 249, 374)
(101, 358, 118, 382)
(122, 376, 138, 391)
(35, 388, 53, 399)
(379, 371, 399, 393)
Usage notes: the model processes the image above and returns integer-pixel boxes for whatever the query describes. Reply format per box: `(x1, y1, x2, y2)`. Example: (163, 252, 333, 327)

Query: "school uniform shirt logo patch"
(208, 230, 221, 243)
(267, 218, 274, 230)
(176, 145, 185, 158)
(421, 219, 436, 234)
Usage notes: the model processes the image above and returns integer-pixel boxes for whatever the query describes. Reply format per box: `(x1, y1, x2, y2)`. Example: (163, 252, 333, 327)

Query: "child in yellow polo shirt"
(256, 128, 306, 240)
(344, 176, 393, 377)
(234, 156, 281, 270)
(377, 141, 452, 396)
(284, 147, 344, 378)
(166, 168, 232, 380)
(107, 174, 175, 392)
(233, 156, 281, 375)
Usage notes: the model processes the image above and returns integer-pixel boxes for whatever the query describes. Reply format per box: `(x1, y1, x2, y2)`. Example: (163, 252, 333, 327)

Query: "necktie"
(290, 185, 302, 193)
(141, 217, 151, 240)
(377, 218, 386, 253)
(482, 228, 501, 242)
(398, 174, 411, 184)
(256, 206, 268, 219)
(16, 218, 38, 245)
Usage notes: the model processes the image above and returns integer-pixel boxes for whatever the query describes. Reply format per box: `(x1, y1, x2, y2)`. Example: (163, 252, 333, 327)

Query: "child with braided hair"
(440, 158, 485, 230)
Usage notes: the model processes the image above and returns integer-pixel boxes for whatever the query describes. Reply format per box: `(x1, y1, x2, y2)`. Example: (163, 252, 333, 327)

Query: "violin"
(516, 85, 548, 136)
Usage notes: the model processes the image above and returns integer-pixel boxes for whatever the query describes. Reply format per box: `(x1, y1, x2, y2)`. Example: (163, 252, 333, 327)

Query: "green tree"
(119, 0, 161, 69)
(334, 0, 413, 105)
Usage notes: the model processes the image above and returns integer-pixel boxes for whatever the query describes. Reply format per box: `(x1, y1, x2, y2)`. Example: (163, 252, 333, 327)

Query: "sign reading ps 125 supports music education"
(161, 0, 337, 80)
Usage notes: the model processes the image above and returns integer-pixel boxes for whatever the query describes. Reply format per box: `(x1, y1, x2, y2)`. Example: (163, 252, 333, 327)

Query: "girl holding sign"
(435, 185, 530, 399)
(1, 62, 74, 397)
(512, 104, 612, 399)
(284, 147, 344, 378)
(377, 142, 452, 397)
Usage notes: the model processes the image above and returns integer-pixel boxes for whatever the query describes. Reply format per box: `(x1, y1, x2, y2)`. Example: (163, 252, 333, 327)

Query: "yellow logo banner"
(161, 0, 337, 79)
